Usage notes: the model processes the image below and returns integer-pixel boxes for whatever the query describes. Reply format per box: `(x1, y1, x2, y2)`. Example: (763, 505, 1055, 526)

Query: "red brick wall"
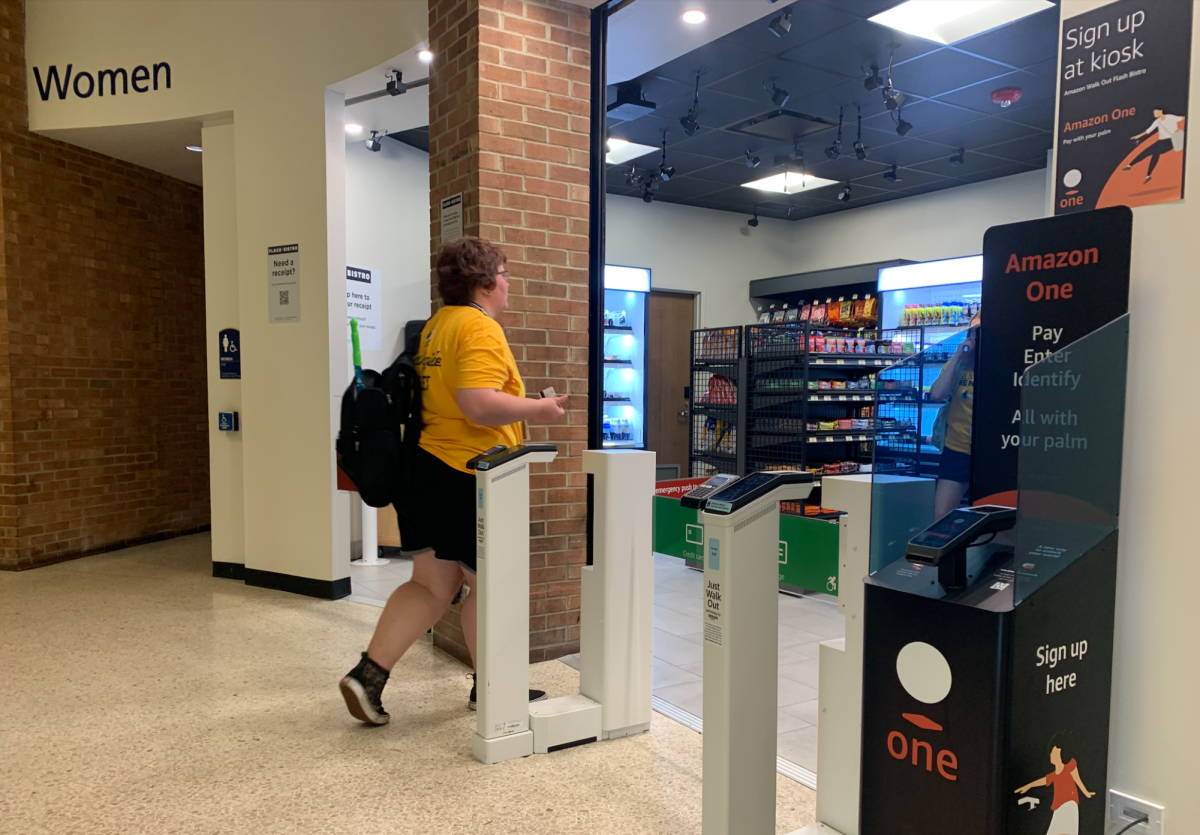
(429, 0, 591, 662)
(0, 0, 210, 570)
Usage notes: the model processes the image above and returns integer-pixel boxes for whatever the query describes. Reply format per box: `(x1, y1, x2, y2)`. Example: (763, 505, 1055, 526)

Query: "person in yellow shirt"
(929, 312, 979, 519)
(340, 237, 569, 725)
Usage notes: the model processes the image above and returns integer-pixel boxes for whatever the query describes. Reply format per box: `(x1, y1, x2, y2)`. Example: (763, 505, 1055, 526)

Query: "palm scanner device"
(688, 470, 816, 835)
(467, 445, 655, 764)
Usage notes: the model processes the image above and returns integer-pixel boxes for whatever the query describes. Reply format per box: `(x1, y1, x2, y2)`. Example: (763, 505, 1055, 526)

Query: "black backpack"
(336, 320, 426, 508)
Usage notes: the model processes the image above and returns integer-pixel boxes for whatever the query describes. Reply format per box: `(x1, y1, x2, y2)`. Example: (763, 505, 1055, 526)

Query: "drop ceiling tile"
(852, 165, 949, 191)
(862, 136, 962, 167)
(673, 127, 782, 159)
(606, 76, 692, 111)
(780, 19, 939, 79)
(688, 159, 774, 185)
(863, 100, 983, 140)
(644, 150, 732, 177)
(952, 161, 1042, 184)
(976, 133, 1054, 164)
(953, 7, 1061, 70)
(911, 150, 1013, 177)
(810, 0, 910, 19)
(653, 89, 778, 130)
(920, 116, 1040, 151)
(609, 115, 711, 149)
(889, 49, 1011, 99)
(708, 58, 848, 106)
(1026, 58, 1060, 79)
(653, 41, 780, 87)
(802, 155, 891, 182)
(650, 175, 728, 200)
(896, 180, 962, 198)
(935, 71, 1057, 114)
(691, 186, 761, 211)
(995, 97, 1057, 129)
(720, 1, 860, 56)
(786, 77, 918, 125)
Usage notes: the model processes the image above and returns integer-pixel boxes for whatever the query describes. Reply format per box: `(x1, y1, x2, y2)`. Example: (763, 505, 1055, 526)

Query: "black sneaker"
(467, 673, 547, 711)
(340, 652, 390, 725)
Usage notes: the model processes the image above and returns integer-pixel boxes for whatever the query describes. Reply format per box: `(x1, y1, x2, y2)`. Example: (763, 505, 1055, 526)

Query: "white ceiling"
(607, 0, 800, 84)
(40, 115, 212, 185)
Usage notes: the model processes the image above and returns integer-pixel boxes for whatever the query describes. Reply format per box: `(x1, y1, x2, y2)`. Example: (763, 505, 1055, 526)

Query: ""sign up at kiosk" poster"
(1054, 0, 1192, 215)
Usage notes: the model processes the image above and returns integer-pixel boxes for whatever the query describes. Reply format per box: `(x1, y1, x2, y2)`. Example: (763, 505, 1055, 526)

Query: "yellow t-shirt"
(943, 368, 975, 455)
(416, 305, 525, 473)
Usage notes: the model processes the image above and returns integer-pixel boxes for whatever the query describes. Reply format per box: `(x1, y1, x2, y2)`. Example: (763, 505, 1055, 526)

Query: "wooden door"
(646, 290, 696, 478)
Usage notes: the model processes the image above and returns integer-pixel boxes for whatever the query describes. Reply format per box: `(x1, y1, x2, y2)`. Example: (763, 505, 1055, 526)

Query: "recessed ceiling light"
(186, 145, 202, 152)
(682, 9, 707, 25)
(869, 0, 1054, 45)
(742, 171, 839, 194)
(418, 50, 434, 64)
(606, 138, 656, 165)
(345, 123, 363, 135)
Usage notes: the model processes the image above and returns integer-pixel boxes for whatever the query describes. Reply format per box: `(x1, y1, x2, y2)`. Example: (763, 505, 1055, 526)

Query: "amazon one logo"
(887, 642, 958, 781)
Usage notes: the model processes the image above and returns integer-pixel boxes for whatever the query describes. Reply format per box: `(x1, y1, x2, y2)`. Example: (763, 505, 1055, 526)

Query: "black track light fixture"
(825, 107, 845, 160)
(881, 43, 904, 111)
(883, 164, 901, 183)
(762, 77, 790, 109)
(385, 70, 407, 97)
(768, 5, 793, 37)
(658, 131, 676, 181)
(680, 72, 701, 137)
(642, 183, 655, 203)
(837, 183, 852, 203)
(747, 205, 760, 228)
(853, 104, 870, 161)
(895, 115, 913, 137)
(366, 130, 384, 152)
(745, 149, 761, 169)
(625, 166, 644, 188)
(864, 66, 884, 92)
(949, 147, 966, 167)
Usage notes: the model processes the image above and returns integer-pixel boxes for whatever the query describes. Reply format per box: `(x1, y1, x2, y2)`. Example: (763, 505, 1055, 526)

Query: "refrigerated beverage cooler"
(601, 265, 649, 449)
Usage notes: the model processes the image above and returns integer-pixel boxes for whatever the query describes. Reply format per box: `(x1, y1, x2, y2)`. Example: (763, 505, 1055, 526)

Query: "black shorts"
(938, 447, 971, 484)
(395, 446, 478, 573)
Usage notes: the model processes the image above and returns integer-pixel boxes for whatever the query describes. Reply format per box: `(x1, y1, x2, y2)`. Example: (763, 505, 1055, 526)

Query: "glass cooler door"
(601, 265, 649, 449)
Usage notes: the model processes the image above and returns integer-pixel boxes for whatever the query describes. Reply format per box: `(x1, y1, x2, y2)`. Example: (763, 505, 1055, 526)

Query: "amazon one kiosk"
(467, 445, 654, 764)
(681, 470, 816, 835)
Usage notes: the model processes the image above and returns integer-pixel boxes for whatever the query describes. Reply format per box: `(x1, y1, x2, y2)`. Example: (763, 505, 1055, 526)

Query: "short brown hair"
(436, 237, 506, 306)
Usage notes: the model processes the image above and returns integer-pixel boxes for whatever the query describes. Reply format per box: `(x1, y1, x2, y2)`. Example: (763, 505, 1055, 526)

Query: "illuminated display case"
(601, 265, 649, 449)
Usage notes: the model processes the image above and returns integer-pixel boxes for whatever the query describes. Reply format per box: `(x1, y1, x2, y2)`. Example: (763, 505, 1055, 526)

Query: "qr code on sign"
(279, 290, 290, 306)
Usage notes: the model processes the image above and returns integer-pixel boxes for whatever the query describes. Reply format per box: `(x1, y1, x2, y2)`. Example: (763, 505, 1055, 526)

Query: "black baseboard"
(212, 561, 246, 581)
(243, 568, 352, 600)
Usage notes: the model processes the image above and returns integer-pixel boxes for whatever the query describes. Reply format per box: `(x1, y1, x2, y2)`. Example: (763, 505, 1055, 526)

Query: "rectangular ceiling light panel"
(606, 139, 657, 165)
(742, 171, 840, 195)
(869, 0, 1054, 45)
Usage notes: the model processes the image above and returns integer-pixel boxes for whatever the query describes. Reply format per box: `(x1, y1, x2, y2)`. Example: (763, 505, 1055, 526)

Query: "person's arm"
(1133, 120, 1157, 140)
(929, 336, 974, 402)
(1070, 767, 1095, 799)
(1015, 777, 1047, 794)
(457, 388, 567, 427)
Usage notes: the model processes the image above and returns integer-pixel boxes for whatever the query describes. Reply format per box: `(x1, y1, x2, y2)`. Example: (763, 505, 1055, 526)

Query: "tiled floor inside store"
(349, 552, 846, 774)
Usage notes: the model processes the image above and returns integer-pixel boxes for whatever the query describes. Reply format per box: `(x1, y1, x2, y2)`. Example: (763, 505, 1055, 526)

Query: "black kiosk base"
(860, 533, 1117, 835)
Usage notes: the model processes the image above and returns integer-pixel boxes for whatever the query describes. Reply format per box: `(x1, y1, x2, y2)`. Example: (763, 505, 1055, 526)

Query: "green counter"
(652, 495, 839, 596)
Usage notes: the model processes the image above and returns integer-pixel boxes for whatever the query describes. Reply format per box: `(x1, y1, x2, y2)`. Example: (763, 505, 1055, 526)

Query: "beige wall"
(1058, 0, 1200, 827)
(606, 168, 1050, 329)
(24, 0, 428, 585)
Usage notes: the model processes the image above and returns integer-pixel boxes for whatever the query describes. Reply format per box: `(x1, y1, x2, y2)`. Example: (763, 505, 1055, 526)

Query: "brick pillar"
(428, 0, 591, 663)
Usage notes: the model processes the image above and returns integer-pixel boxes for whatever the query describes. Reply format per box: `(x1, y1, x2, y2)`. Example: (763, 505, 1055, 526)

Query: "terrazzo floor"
(350, 552, 846, 774)
(0, 533, 816, 834)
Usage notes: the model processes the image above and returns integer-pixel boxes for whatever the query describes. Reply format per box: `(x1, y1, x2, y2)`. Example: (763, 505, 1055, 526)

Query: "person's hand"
(1015, 785, 1030, 795)
(1083, 790, 1095, 799)
(534, 395, 569, 422)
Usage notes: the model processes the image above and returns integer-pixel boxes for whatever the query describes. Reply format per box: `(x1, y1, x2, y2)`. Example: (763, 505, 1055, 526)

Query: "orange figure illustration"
(1015, 735, 1095, 835)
